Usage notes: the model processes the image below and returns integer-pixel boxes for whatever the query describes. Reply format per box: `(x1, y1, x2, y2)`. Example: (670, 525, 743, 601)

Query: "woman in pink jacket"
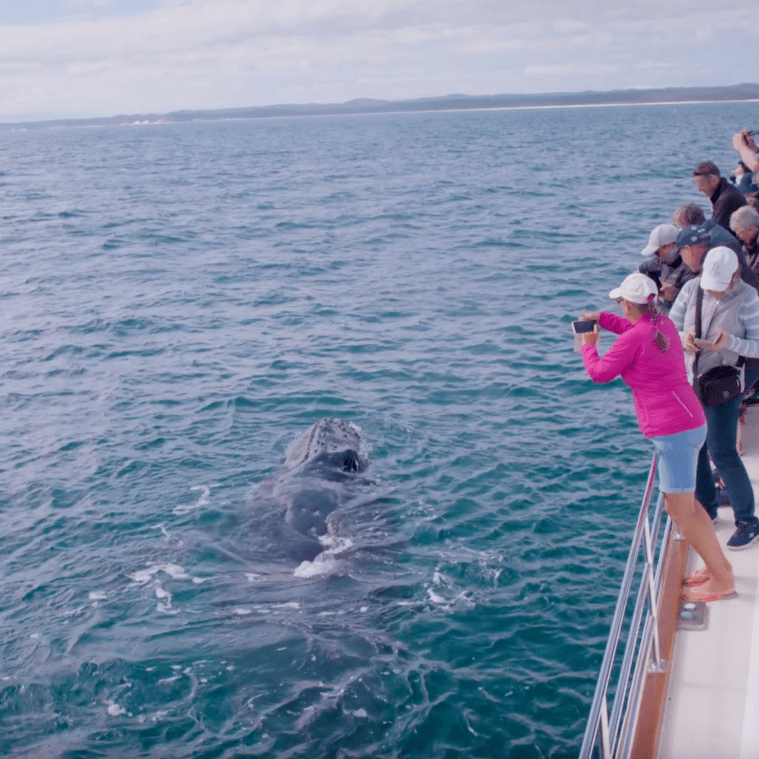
(580, 272, 734, 602)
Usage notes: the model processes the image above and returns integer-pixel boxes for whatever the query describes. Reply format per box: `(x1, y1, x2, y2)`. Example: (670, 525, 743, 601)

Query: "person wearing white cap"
(638, 223, 695, 312)
(578, 272, 734, 603)
(669, 246, 759, 554)
(641, 223, 680, 257)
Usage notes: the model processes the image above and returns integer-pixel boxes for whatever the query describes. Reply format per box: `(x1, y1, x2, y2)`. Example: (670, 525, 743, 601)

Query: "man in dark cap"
(693, 161, 747, 231)
(675, 225, 743, 275)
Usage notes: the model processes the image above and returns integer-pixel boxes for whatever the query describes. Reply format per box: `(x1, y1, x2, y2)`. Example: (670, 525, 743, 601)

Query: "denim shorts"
(650, 424, 707, 494)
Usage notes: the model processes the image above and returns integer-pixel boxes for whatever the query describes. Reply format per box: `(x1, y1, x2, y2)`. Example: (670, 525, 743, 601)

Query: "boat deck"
(658, 405, 759, 759)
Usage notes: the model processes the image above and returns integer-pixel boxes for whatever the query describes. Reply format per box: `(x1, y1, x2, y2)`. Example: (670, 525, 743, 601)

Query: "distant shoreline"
(370, 97, 759, 118)
(2, 84, 759, 131)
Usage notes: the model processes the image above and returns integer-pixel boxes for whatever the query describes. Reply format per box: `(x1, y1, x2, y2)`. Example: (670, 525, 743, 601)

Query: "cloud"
(0, 0, 758, 120)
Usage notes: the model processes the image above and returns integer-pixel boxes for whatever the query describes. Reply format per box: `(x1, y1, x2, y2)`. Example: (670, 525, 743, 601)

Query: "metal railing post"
(578, 455, 672, 759)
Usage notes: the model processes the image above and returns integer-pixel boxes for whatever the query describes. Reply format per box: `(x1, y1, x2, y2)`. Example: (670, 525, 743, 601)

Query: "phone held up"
(572, 319, 597, 352)
(572, 320, 597, 335)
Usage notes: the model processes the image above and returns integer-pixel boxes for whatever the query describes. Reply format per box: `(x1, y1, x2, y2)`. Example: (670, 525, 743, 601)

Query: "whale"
(254, 418, 374, 563)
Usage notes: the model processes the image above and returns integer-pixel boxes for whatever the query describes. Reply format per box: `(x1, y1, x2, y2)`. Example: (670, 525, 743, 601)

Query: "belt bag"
(695, 365, 742, 407)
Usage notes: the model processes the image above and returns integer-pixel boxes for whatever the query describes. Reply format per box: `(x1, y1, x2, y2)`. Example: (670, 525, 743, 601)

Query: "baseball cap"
(641, 224, 680, 256)
(700, 246, 739, 292)
(609, 272, 659, 304)
(675, 225, 711, 250)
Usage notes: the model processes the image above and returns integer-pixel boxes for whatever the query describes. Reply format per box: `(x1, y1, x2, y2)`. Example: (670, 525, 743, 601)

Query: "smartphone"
(693, 337, 711, 347)
(572, 320, 597, 335)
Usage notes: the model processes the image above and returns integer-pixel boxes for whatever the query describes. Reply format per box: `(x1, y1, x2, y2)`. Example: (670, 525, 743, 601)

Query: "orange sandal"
(682, 585, 737, 603)
(683, 567, 711, 587)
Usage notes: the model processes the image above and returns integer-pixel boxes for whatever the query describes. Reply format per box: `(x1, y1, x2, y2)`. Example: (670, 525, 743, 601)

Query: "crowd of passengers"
(578, 129, 759, 603)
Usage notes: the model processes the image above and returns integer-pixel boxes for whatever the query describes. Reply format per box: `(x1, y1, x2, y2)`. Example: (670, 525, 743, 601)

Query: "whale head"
(282, 418, 367, 478)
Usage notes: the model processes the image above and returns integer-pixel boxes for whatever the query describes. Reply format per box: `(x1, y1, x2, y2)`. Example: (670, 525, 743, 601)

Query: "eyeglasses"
(616, 297, 624, 304)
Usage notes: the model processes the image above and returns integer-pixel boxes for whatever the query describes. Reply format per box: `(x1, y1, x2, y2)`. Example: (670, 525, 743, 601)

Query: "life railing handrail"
(578, 454, 672, 759)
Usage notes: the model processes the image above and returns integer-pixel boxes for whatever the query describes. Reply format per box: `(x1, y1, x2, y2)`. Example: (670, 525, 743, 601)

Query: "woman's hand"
(579, 312, 600, 323)
(581, 323, 599, 347)
(704, 329, 731, 351)
(684, 332, 700, 354)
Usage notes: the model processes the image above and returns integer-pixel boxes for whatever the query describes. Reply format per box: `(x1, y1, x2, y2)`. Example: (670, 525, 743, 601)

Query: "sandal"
(682, 585, 738, 603)
(683, 567, 711, 587)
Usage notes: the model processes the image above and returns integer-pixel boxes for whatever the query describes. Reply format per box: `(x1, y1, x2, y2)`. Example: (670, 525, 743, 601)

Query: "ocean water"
(0, 100, 755, 758)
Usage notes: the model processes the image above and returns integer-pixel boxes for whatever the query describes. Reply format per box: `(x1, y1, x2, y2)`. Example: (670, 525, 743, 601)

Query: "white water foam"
(106, 700, 126, 717)
(173, 484, 220, 515)
(128, 563, 203, 613)
(293, 536, 354, 578)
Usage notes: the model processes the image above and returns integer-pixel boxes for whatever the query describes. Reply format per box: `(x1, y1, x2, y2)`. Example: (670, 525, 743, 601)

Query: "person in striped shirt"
(669, 247, 759, 551)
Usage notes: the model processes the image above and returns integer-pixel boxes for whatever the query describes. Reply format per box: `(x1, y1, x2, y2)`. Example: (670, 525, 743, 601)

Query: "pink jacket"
(582, 312, 705, 439)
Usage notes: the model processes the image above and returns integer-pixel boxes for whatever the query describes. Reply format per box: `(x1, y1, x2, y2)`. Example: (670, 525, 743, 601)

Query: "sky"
(1, 0, 757, 122)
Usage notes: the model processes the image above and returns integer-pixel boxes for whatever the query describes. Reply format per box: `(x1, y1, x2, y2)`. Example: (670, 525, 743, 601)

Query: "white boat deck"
(658, 405, 759, 759)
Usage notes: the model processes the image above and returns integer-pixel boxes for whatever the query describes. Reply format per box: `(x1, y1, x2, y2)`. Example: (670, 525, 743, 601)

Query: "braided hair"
(633, 294, 669, 352)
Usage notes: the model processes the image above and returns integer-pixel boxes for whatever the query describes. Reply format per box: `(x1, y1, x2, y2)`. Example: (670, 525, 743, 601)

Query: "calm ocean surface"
(1, 101, 756, 758)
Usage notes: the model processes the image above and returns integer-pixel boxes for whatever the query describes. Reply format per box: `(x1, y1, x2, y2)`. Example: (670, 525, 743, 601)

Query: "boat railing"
(578, 453, 676, 759)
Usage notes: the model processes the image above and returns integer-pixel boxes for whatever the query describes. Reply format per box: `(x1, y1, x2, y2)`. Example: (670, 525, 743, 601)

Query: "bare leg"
(664, 492, 733, 594)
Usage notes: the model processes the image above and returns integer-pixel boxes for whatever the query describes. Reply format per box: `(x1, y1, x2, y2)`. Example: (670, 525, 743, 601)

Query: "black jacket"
(710, 177, 747, 230)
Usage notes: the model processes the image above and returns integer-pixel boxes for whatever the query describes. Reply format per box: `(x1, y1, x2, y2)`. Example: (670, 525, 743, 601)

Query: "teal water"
(0, 101, 755, 758)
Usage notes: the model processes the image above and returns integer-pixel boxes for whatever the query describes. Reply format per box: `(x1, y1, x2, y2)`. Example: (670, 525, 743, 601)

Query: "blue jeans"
(696, 393, 755, 524)
(744, 362, 759, 397)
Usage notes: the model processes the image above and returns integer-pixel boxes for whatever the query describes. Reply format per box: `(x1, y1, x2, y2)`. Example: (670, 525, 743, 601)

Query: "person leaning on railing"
(730, 205, 759, 274)
(578, 271, 735, 603)
(638, 223, 695, 313)
(693, 161, 747, 232)
(728, 205, 759, 426)
(669, 247, 759, 555)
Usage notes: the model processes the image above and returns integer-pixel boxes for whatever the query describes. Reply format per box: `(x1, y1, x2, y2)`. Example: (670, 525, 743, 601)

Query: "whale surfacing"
(282, 417, 367, 478)
(260, 418, 373, 562)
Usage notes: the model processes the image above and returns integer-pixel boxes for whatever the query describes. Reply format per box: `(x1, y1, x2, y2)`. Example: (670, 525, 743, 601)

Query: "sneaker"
(727, 520, 759, 551)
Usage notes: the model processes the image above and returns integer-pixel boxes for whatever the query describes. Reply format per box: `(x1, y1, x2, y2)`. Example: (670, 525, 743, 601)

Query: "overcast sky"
(1, 0, 757, 122)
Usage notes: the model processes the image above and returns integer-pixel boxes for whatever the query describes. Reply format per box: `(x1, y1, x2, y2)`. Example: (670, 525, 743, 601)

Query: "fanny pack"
(692, 284, 743, 407)
(695, 364, 742, 407)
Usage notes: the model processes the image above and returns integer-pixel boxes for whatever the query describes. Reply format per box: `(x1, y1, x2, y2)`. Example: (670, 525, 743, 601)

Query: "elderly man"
(638, 223, 694, 311)
(693, 161, 747, 231)
(728, 206, 759, 396)
(675, 224, 746, 274)
(730, 206, 759, 272)
(677, 223, 759, 452)
(669, 247, 759, 549)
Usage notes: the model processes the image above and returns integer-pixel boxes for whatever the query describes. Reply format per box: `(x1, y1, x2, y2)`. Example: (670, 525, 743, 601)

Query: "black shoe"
(727, 520, 759, 551)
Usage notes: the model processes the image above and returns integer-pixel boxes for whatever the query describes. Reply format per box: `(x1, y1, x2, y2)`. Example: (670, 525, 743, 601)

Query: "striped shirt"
(669, 277, 759, 380)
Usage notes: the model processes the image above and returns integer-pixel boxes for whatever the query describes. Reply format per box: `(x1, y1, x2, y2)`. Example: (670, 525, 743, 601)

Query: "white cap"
(609, 272, 658, 304)
(641, 224, 680, 256)
(700, 246, 739, 292)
